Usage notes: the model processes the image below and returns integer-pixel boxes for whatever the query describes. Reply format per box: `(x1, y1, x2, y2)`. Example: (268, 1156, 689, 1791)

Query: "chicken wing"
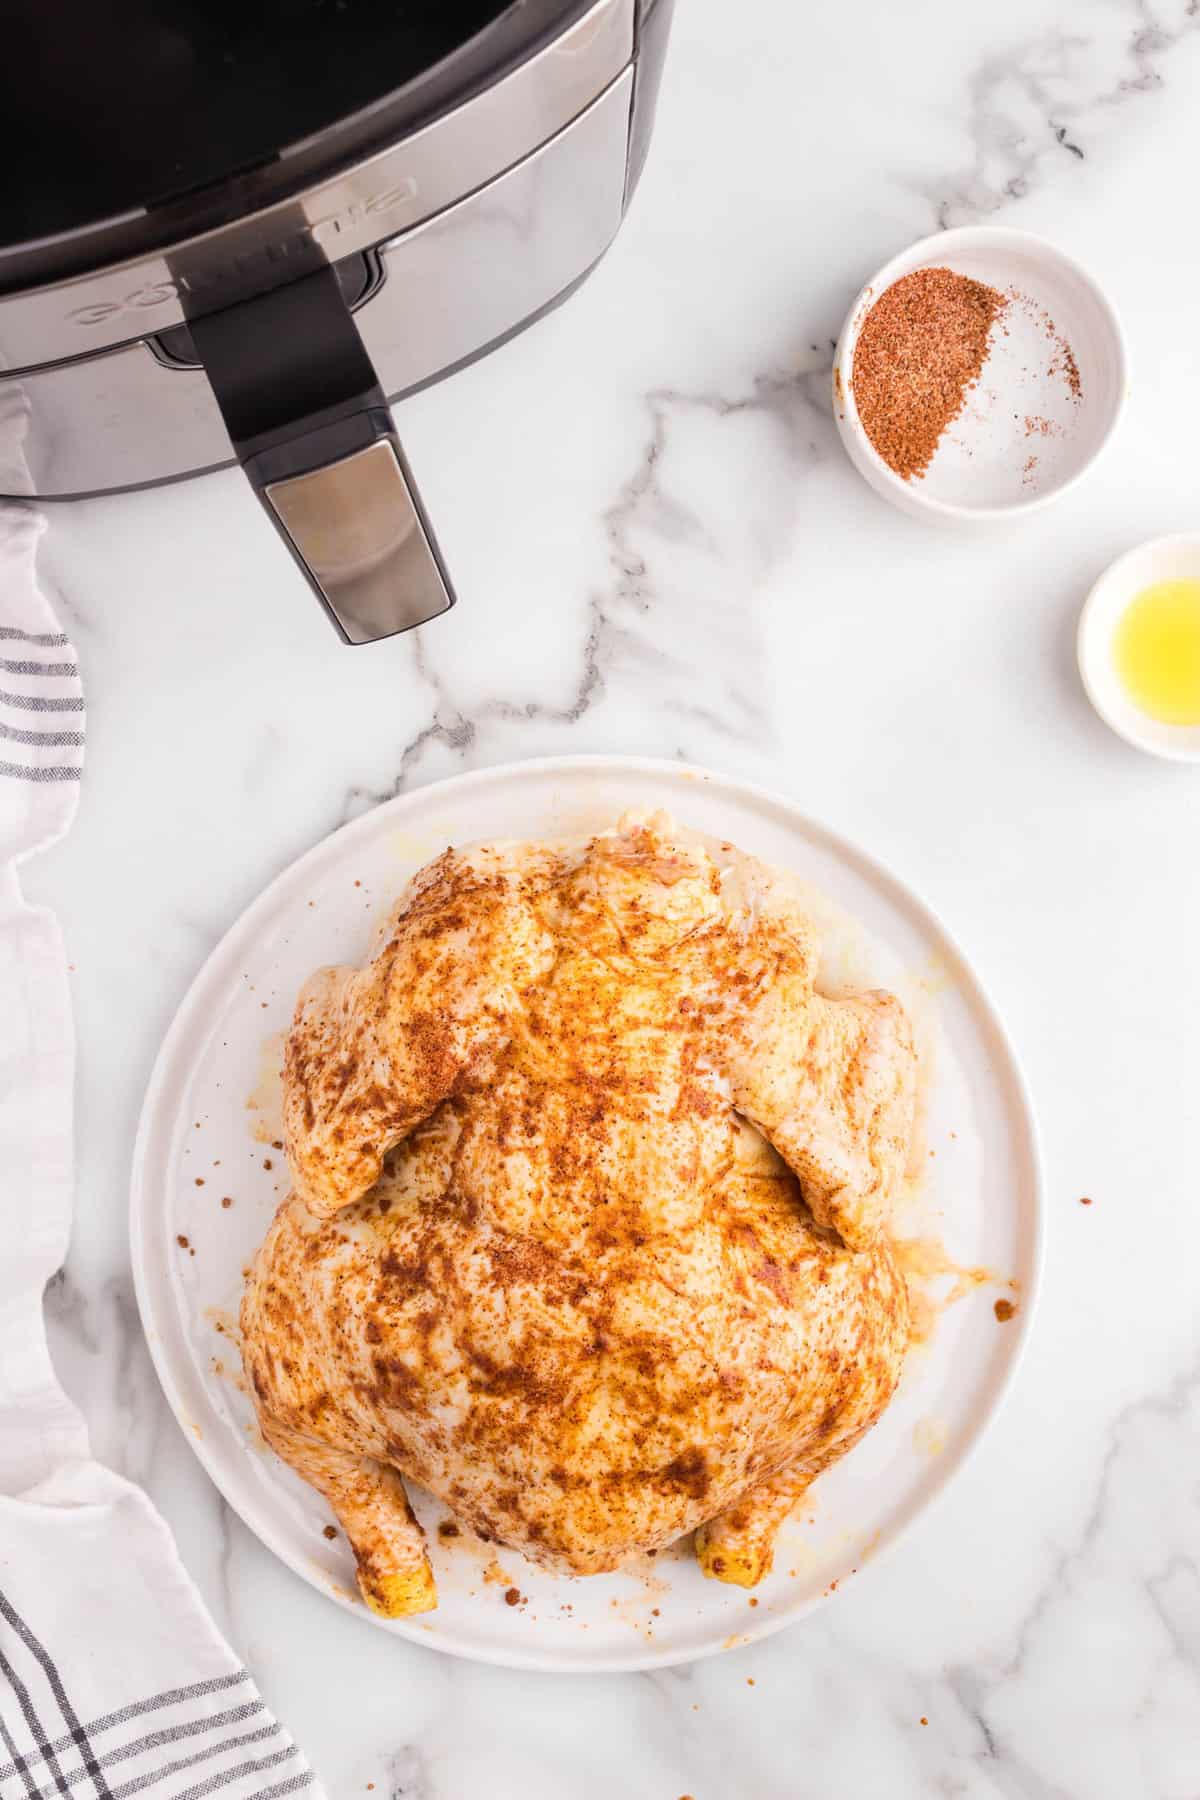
(283, 844, 556, 1217)
(729, 988, 917, 1249)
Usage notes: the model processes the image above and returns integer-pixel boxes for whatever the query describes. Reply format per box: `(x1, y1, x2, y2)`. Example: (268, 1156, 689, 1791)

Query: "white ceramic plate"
(131, 756, 1043, 1672)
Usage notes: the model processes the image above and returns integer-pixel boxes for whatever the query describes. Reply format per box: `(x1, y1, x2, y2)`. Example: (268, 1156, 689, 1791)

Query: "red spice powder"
(1058, 344, 1082, 399)
(851, 267, 1005, 481)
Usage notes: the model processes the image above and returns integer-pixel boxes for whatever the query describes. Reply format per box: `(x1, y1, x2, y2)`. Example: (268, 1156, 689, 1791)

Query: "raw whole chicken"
(241, 815, 916, 1615)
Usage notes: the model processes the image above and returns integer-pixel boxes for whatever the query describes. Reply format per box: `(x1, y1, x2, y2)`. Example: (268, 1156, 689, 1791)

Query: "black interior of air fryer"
(0, 0, 518, 251)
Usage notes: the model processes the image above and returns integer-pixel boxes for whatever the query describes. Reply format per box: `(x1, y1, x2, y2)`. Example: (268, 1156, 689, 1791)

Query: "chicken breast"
(243, 814, 917, 1614)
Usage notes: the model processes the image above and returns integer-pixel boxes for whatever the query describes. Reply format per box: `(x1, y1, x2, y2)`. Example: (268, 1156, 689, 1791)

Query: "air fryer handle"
(188, 265, 454, 644)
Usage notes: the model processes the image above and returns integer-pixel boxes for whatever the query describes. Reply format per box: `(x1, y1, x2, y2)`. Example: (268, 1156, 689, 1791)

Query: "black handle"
(189, 265, 455, 644)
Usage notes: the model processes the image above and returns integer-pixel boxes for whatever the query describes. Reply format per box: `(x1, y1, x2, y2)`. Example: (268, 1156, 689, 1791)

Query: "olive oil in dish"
(1113, 578, 1200, 726)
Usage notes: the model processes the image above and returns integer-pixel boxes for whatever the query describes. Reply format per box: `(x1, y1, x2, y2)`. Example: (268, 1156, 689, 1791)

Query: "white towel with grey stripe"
(0, 391, 325, 1800)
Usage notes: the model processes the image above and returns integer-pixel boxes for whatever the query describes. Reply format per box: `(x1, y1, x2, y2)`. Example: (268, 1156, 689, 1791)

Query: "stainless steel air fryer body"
(0, 0, 674, 642)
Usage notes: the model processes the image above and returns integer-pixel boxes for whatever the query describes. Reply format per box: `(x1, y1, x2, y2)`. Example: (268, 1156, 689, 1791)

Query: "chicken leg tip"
(359, 1561, 438, 1618)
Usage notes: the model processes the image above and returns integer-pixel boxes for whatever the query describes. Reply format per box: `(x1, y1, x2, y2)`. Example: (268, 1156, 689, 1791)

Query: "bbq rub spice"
(851, 267, 1004, 481)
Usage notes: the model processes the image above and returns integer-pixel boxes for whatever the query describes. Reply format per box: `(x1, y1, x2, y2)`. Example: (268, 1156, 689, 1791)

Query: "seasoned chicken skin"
(242, 815, 916, 1615)
(283, 843, 558, 1219)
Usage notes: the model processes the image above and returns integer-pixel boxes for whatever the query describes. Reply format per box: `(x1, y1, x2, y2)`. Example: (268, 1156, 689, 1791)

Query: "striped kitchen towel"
(0, 391, 325, 1800)
(0, 1467, 319, 1800)
(0, 496, 82, 868)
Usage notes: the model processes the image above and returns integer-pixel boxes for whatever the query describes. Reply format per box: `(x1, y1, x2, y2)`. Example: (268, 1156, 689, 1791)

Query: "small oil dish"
(1077, 534, 1200, 762)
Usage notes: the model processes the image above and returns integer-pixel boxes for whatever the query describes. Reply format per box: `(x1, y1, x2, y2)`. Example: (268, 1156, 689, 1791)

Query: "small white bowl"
(1078, 535, 1200, 762)
(832, 226, 1127, 525)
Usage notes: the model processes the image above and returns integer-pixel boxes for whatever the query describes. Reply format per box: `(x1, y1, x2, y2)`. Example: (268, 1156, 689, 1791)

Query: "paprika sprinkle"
(851, 267, 1005, 481)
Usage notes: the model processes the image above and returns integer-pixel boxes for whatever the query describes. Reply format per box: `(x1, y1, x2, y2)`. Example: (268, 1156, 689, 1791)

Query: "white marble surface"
(20, 0, 1200, 1792)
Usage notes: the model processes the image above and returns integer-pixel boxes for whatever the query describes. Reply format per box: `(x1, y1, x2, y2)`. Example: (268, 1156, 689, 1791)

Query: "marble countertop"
(23, 0, 1200, 1793)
